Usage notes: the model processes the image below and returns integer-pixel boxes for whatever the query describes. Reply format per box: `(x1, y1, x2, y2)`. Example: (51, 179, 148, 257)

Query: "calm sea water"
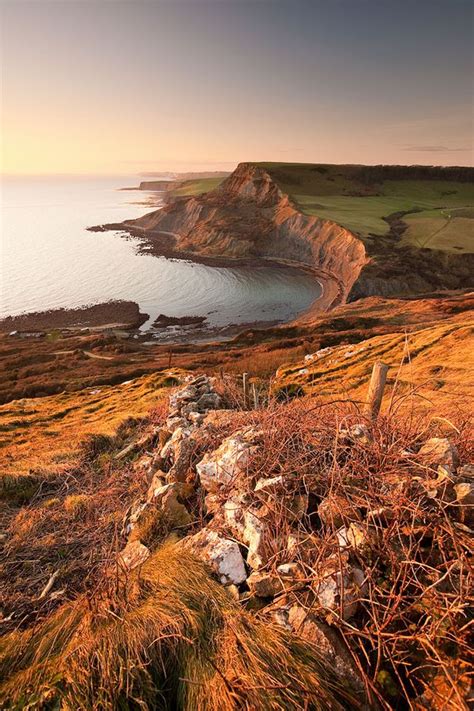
(0, 175, 321, 331)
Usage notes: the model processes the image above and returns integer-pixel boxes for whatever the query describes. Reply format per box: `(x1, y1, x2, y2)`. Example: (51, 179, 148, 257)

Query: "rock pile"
(116, 376, 472, 707)
(121, 374, 224, 543)
(114, 376, 373, 701)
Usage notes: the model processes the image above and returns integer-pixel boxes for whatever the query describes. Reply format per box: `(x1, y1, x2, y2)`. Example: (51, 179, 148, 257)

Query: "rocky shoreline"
(106, 162, 474, 308)
(0, 300, 149, 334)
(88, 163, 368, 329)
(90, 222, 338, 321)
(153, 313, 207, 328)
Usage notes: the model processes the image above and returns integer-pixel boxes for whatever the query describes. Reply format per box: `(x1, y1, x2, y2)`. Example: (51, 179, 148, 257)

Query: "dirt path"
(419, 210, 452, 249)
(53, 349, 116, 361)
(83, 351, 115, 361)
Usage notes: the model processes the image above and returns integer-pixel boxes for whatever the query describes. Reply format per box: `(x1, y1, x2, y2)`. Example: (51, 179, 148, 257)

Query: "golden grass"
(0, 372, 174, 477)
(0, 410, 169, 627)
(222, 344, 308, 377)
(1, 300, 473, 707)
(275, 318, 474, 414)
(1, 386, 472, 708)
(0, 544, 357, 710)
(63, 494, 92, 516)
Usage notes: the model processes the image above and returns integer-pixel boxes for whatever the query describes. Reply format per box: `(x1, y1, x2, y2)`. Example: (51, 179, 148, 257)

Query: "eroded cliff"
(115, 162, 474, 309)
(125, 163, 369, 306)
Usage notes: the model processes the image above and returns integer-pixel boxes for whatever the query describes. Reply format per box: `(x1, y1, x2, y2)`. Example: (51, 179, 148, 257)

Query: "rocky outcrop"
(418, 437, 459, 474)
(0, 300, 149, 334)
(183, 529, 247, 585)
(110, 373, 472, 708)
(196, 427, 260, 492)
(118, 540, 150, 572)
(124, 163, 369, 305)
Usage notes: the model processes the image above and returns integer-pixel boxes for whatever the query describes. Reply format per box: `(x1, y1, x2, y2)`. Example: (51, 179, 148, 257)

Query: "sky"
(1, 0, 472, 175)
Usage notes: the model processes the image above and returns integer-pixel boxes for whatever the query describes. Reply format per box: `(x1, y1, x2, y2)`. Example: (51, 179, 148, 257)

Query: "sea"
(0, 175, 321, 333)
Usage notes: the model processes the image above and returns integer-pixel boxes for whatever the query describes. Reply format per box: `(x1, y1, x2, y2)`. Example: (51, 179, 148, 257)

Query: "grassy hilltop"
(259, 163, 474, 253)
(169, 176, 226, 198)
(171, 163, 474, 254)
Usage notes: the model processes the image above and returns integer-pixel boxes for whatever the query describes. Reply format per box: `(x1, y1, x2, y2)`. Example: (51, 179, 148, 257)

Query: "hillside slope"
(1, 371, 472, 709)
(0, 372, 181, 478)
(275, 311, 474, 413)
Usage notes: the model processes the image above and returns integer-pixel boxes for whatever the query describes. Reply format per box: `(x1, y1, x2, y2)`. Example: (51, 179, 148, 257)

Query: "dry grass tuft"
(0, 408, 167, 634)
(63, 494, 92, 516)
(0, 544, 356, 710)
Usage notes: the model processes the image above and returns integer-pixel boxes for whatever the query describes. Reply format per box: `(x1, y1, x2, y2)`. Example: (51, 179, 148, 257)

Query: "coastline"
(90, 223, 339, 325)
(2, 179, 335, 342)
(0, 263, 330, 343)
(129, 228, 345, 319)
(0, 300, 149, 334)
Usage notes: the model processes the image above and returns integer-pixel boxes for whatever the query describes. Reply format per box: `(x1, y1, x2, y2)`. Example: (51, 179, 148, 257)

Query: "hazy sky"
(1, 0, 472, 175)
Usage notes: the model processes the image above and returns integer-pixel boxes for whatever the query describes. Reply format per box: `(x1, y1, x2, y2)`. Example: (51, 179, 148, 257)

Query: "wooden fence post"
(242, 372, 249, 409)
(252, 382, 259, 410)
(364, 361, 389, 419)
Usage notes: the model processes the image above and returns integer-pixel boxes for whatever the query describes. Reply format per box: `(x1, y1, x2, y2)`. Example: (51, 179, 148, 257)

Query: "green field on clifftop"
(165, 163, 474, 253)
(260, 162, 474, 252)
(170, 176, 225, 197)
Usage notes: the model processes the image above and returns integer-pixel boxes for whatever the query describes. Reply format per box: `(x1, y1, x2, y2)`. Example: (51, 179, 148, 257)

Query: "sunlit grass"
(0, 372, 173, 477)
(0, 543, 355, 710)
(259, 162, 474, 248)
(171, 177, 225, 197)
(275, 319, 474, 412)
(403, 211, 474, 251)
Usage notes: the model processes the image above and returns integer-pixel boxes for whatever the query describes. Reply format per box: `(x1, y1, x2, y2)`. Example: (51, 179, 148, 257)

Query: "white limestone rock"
(285, 605, 368, 701)
(247, 571, 283, 597)
(196, 392, 222, 412)
(454, 482, 474, 524)
(418, 437, 459, 473)
(337, 523, 370, 551)
(340, 423, 372, 445)
(223, 495, 247, 537)
(254, 475, 284, 492)
(196, 428, 260, 492)
(313, 563, 367, 620)
(184, 529, 247, 585)
(243, 510, 266, 569)
(160, 426, 193, 461)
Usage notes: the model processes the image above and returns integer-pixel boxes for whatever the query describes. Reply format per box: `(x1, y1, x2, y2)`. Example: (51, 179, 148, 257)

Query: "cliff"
(125, 163, 369, 306)
(138, 180, 174, 191)
(122, 162, 473, 308)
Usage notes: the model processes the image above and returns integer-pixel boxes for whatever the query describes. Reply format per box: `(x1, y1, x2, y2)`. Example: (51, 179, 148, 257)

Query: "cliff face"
(126, 163, 368, 304)
(121, 162, 474, 307)
(348, 247, 474, 301)
(138, 180, 173, 191)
